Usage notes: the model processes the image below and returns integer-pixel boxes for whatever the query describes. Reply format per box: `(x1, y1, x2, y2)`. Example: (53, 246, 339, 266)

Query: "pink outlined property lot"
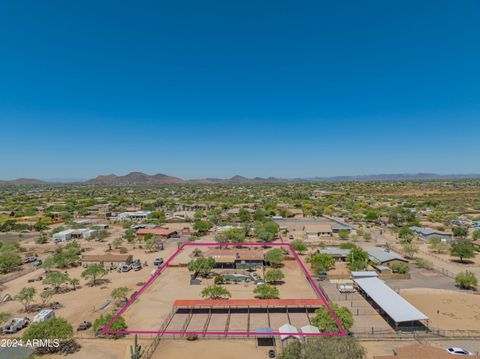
(101, 242, 346, 337)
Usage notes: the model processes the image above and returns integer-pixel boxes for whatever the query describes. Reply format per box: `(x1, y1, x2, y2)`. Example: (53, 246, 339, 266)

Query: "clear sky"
(0, 0, 479, 180)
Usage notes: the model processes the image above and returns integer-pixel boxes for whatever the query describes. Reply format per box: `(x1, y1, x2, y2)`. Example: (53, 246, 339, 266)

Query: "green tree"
(0, 252, 22, 273)
(390, 262, 409, 274)
(400, 242, 419, 259)
(265, 248, 284, 267)
(43, 271, 70, 293)
(455, 271, 478, 289)
(111, 287, 130, 303)
(414, 258, 433, 269)
(428, 237, 449, 253)
(23, 317, 73, 340)
(187, 257, 216, 278)
(280, 337, 366, 359)
(149, 211, 166, 222)
(472, 230, 480, 241)
(33, 220, 49, 232)
(398, 227, 414, 242)
(291, 239, 307, 254)
(215, 228, 245, 244)
(311, 303, 354, 332)
(15, 287, 36, 312)
(123, 228, 136, 242)
(81, 263, 108, 286)
(193, 220, 213, 234)
(264, 269, 285, 284)
(93, 314, 128, 336)
(450, 239, 475, 263)
(452, 227, 468, 238)
(201, 285, 231, 300)
(69, 277, 80, 291)
(346, 245, 369, 271)
(338, 229, 350, 239)
(39, 291, 52, 307)
(238, 208, 251, 222)
(253, 284, 279, 299)
(112, 238, 123, 249)
(310, 253, 335, 273)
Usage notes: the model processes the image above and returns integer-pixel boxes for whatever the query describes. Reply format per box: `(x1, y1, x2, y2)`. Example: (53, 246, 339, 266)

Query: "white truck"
(3, 317, 29, 334)
(33, 309, 55, 323)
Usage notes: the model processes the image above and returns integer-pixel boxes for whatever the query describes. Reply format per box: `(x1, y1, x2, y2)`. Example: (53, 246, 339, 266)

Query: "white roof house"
(354, 277, 428, 324)
(366, 247, 408, 264)
(33, 309, 55, 323)
(53, 229, 75, 241)
(279, 323, 300, 340)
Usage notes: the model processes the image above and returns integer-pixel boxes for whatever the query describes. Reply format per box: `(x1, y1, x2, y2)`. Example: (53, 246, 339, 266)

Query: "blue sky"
(0, 0, 479, 180)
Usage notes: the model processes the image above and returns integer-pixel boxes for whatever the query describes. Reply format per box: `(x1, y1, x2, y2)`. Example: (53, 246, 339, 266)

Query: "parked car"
(132, 262, 142, 271)
(121, 264, 132, 272)
(24, 256, 38, 263)
(33, 259, 42, 266)
(3, 318, 29, 334)
(77, 321, 92, 331)
(446, 347, 473, 356)
(153, 258, 164, 266)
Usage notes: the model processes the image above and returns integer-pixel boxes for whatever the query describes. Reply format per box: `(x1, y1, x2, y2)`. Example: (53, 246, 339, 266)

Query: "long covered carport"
(354, 277, 428, 331)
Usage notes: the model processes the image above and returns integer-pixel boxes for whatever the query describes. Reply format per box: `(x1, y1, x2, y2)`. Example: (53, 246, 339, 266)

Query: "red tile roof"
(174, 299, 325, 308)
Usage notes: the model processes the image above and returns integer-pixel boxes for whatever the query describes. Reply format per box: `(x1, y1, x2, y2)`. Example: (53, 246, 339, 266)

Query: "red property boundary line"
(101, 242, 347, 337)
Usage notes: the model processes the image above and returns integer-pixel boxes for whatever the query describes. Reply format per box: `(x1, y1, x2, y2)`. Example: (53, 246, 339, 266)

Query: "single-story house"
(304, 224, 333, 238)
(410, 226, 452, 241)
(203, 249, 264, 269)
(111, 211, 151, 221)
(81, 254, 133, 268)
(136, 227, 178, 238)
(366, 247, 408, 267)
(319, 248, 351, 261)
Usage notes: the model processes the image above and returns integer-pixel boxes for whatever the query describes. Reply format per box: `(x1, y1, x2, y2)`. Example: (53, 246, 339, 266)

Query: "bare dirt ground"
(400, 288, 480, 330)
(152, 339, 269, 359)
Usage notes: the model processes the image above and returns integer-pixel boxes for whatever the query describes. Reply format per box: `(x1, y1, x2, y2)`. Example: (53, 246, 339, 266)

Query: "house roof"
(319, 248, 351, 257)
(137, 227, 177, 236)
(204, 249, 264, 261)
(278, 323, 300, 340)
(354, 277, 428, 323)
(410, 226, 451, 237)
(304, 224, 332, 233)
(366, 247, 407, 264)
(82, 254, 132, 263)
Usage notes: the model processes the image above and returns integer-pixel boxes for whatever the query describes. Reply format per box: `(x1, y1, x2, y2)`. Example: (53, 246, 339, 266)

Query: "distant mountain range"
(1, 172, 480, 185)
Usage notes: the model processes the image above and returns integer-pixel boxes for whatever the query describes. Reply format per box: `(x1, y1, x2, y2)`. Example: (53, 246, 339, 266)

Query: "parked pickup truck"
(3, 318, 29, 334)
